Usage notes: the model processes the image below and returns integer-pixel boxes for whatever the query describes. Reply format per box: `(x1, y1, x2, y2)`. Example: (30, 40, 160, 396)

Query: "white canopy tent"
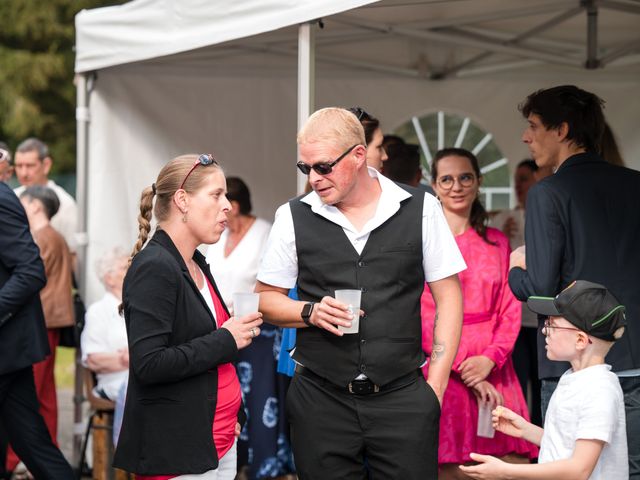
(75, 0, 640, 304)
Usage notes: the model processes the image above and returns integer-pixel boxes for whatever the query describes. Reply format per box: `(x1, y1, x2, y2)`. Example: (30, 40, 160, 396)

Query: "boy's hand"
(492, 405, 527, 438)
(459, 453, 507, 479)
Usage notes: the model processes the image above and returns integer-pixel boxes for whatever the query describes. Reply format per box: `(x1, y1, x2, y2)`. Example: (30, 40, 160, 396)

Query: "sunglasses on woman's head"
(179, 154, 218, 190)
(347, 107, 371, 122)
(296, 144, 358, 176)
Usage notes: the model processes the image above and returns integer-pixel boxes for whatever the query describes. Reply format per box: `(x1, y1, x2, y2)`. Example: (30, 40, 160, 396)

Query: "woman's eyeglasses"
(436, 173, 475, 190)
(179, 154, 218, 190)
(296, 144, 358, 176)
(542, 319, 592, 343)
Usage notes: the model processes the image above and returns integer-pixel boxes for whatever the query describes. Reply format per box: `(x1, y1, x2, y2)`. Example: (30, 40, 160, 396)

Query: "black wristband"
(301, 302, 315, 326)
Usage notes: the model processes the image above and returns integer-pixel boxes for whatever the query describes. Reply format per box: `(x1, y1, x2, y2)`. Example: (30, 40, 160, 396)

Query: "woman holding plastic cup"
(113, 154, 262, 479)
(421, 148, 537, 479)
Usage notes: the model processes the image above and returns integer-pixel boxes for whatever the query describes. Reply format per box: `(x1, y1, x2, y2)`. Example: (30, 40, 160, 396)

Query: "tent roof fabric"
(76, 0, 640, 79)
(75, 0, 378, 72)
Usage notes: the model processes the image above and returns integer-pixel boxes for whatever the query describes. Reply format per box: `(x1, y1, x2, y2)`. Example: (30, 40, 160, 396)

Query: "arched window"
(392, 111, 512, 211)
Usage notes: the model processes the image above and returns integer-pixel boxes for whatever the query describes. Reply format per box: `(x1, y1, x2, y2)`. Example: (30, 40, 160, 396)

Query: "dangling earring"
(182, 211, 188, 223)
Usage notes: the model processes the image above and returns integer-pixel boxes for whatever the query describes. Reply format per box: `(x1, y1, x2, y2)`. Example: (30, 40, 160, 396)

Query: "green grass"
(55, 346, 77, 389)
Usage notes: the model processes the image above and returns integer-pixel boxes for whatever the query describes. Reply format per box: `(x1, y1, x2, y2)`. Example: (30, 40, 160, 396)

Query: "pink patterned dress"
(422, 227, 538, 464)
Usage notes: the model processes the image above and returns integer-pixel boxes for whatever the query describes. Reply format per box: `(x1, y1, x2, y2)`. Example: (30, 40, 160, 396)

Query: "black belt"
(295, 365, 420, 395)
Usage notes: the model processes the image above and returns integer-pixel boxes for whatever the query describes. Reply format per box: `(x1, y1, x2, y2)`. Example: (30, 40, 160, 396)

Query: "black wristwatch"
(301, 302, 315, 326)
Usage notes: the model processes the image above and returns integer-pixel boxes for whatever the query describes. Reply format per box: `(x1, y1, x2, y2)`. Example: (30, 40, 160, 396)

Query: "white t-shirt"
(15, 179, 78, 252)
(540, 364, 628, 479)
(205, 217, 271, 310)
(257, 168, 466, 288)
(80, 292, 129, 400)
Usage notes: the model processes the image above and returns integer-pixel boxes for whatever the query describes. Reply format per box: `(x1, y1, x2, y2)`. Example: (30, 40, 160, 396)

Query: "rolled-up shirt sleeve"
(422, 194, 466, 282)
(256, 204, 298, 289)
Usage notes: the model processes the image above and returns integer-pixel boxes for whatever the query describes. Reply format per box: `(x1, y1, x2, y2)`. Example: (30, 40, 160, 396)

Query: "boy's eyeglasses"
(296, 144, 358, 176)
(436, 173, 476, 190)
(179, 154, 218, 190)
(542, 319, 592, 343)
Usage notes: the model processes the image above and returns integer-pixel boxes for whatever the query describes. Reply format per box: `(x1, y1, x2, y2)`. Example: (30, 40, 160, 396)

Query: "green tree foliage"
(0, 0, 122, 174)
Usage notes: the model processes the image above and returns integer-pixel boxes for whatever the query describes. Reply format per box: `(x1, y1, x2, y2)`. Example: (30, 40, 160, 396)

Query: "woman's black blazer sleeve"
(123, 236, 238, 385)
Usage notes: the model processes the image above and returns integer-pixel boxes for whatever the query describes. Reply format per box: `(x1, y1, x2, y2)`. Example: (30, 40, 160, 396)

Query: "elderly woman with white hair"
(80, 247, 130, 401)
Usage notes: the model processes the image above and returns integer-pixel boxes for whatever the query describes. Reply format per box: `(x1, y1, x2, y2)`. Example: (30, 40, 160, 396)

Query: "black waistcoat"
(290, 186, 426, 387)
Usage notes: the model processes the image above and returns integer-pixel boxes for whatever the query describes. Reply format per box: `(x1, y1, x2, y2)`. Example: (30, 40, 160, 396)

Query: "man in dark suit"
(0, 170, 73, 479)
(508, 85, 640, 478)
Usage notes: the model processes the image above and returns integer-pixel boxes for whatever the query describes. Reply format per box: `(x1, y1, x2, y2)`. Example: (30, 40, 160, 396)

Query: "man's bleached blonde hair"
(297, 107, 366, 151)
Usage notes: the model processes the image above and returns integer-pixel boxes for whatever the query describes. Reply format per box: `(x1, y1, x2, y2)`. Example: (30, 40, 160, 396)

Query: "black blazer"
(0, 182, 49, 376)
(113, 229, 242, 475)
(509, 152, 640, 378)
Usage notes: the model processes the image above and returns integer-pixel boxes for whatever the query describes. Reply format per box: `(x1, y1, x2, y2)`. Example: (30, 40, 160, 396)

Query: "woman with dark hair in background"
(113, 155, 262, 479)
(205, 178, 294, 479)
(347, 107, 388, 172)
(422, 148, 537, 479)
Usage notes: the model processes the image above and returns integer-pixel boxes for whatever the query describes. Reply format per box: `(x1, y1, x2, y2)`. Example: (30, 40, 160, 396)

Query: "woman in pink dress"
(422, 148, 538, 479)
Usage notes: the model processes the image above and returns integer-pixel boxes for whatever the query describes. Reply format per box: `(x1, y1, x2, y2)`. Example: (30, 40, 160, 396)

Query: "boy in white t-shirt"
(461, 280, 628, 480)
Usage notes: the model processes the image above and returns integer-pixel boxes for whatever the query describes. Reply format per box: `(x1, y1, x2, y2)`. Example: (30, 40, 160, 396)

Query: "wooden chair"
(78, 368, 117, 480)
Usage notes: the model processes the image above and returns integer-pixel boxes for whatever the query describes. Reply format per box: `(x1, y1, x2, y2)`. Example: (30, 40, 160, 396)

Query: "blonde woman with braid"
(112, 154, 263, 479)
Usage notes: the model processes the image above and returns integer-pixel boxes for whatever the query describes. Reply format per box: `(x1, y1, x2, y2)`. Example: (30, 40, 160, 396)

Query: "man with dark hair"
(3, 187, 75, 475)
(508, 84, 640, 478)
(384, 143, 422, 187)
(14, 138, 78, 252)
(0, 181, 74, 479)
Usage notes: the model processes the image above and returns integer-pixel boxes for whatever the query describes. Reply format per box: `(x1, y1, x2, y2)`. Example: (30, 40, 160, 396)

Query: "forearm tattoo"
(431, 312, 445, 362)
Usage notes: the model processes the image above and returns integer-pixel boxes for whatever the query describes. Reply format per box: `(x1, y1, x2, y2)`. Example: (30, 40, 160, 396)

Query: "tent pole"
(73, 72, 91, 466)
(585, 0, 600, 69)
(297, 22, 315, 195)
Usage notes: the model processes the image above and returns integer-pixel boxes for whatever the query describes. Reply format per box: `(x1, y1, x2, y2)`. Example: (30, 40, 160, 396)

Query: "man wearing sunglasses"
(256, 107, 465, 479)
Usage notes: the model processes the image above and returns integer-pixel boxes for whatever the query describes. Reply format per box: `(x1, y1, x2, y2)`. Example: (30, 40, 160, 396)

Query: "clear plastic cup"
(232, 292, 259, 317)
(477, 399, 496, 438)
(335, 289, 361, 334)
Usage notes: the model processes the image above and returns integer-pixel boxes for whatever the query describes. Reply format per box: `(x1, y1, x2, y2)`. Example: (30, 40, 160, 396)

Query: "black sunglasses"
(296, 144, 359, 176)
(347, 107, 371, 122)
(179, 154, 218, 190)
